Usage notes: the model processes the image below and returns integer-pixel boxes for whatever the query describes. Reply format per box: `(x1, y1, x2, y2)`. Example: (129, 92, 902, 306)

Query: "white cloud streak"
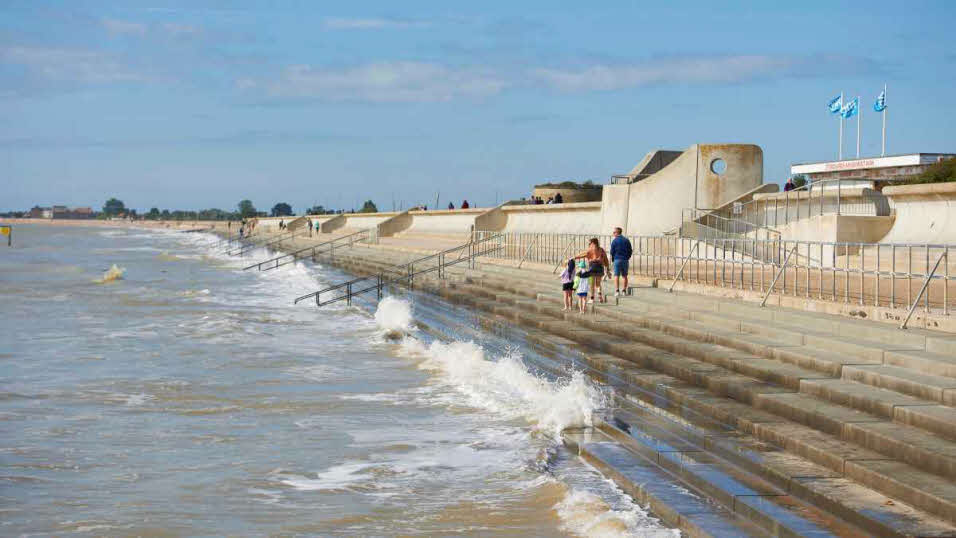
(531, 55, 803, 92)
(101, 18, 148, 36)
(162, 23, 202, 38)
(322, 17, 429, 30)
(0, 46, 146, 84)
(261, 61, 507, 102)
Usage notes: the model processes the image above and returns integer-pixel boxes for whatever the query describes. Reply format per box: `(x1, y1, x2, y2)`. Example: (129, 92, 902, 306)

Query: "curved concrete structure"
(880, 182, 956, 244)
(484, 202, 602, 234)
(600, 144, 764, 235)
(403, 208, 486, 234)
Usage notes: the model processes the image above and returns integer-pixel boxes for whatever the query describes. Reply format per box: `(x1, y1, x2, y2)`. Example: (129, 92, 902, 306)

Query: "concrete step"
(842, 364, 956, 405)
(597, 410, 853, 537)
(754, 392, 956, 480)
(470, 259, 956, 356)
(447, 283, 956, 524)
(610, 288, 923, 365)
(465, 277, 956, 442)
(884, 349, 956, 379)
(563, 433, 768, 538)
(318, 248, 956, 533)
(592, 364, 956, 537)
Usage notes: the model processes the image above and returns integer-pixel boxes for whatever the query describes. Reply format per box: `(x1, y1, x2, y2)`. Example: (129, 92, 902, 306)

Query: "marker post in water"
(0, 224, 10, 246)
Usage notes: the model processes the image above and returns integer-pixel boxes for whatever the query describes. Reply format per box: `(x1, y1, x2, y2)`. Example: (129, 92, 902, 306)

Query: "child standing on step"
(574, 259, 590, 313)
(560, 258, 575, 311)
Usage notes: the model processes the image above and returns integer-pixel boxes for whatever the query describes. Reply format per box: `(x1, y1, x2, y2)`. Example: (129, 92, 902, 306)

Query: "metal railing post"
(668, 241, 700, 293)
(761, 245, 797, 307)
(900, 252, 946, 329)
(517, 235, 538, 269)
(837, 181, 842, 216)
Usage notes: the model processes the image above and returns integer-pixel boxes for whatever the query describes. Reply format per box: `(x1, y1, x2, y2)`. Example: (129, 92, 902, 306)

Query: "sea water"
(0, 224, 677, 537)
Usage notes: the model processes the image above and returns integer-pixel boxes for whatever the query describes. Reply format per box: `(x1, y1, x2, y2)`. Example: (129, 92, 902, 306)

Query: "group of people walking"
(446, 200, 470, 210)
(560, 227, 633, 313)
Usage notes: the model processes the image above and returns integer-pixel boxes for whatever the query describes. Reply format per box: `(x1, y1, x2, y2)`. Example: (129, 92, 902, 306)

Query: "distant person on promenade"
(448, 202, 455, 210)
(461, 200, 469, 209)
(573, 259, 590, 313)
(546, 196, 554, 204)
(308, 218, 313, 237)
(279, 219, 285, 230)
(560, 258, 575, 311)
(784, 177, 795, 191)
(553, 192, 563, 204)
(610, 227, 633, 296)
(574, 238, 610, 304)
(238, 226, 244, 239)
(228, 220, 232, 230)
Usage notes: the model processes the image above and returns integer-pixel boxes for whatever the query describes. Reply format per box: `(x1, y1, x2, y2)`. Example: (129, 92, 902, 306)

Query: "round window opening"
(710, 158, 727, 175)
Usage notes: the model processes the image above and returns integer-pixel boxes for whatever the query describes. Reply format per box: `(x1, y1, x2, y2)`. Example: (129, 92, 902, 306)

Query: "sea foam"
(95, 264, 125, 283)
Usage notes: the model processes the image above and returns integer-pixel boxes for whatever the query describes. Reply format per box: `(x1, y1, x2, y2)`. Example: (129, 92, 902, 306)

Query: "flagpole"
(857, 96, 861, 158)
(881, 84, 887, 157)
(838, 92, 844, 160)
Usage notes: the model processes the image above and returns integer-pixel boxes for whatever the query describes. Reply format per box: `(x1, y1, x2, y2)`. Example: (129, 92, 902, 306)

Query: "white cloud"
(531, 55, 799, 92)
(0, 46, 146, 84)
(101, 18, 147, 36)
(322, 17, 428, 30)
(162, 23, 202, 38)
(262, 61, 506, 102)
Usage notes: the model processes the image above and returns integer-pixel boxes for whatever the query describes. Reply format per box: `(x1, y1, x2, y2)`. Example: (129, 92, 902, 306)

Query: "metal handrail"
(216, 231, 246, 249)
(294, 233, 503, 306)
(243, 229, 370, 271)
(681, 208, 782, 240)
(900, 251, 947, 329)
(761, 245, 798, 306)
(552, 238, 579, 274)
(729, 178, 890, 230)
(668, 241, 701, 293)
(517, 235, 539, 269)
(226, 228, 305, 256)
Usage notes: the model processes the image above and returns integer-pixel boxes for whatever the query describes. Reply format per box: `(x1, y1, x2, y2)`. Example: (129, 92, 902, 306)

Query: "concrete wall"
(341, 212, 400, 230)
(375, 210, 412, 238)
(320, 214, 345, 233)
(600, 144, 764, 235)
(478, 202, 602, 234)
(880, 182, 956, 244)
(402, 208, 485, 234)
(474, 203, 509, 232)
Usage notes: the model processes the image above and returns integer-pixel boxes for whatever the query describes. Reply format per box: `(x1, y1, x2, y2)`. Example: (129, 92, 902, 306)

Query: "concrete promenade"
(220, 225, 956, 537)
(18, 218, 955, 535)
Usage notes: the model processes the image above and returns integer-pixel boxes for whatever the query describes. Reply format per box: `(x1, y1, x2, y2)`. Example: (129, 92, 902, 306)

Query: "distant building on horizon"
(791, 153, 956, 187)
(28, 205, 95, 219)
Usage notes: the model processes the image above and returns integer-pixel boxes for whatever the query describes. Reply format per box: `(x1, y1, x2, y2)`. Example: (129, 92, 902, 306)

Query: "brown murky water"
(0, 224, 677, 537)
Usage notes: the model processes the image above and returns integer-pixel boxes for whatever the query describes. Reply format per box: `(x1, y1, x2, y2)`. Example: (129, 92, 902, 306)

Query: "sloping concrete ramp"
(880, 182, 956, 244)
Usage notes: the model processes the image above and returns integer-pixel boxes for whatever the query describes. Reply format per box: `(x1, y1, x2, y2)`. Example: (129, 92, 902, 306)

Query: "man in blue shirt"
(609, 227, 633, 296)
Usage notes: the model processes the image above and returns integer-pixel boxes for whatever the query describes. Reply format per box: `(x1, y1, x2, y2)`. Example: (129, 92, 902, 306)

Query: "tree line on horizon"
(7, 198, 383, 221)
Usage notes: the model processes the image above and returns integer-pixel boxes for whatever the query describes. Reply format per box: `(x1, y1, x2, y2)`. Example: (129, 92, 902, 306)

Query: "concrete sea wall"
(881, 182, 956, 244)
(601, 144, 764, 235)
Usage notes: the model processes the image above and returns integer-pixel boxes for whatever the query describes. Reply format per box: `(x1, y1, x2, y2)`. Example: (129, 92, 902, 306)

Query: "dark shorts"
(562, 282, 574, 291)
(613, 259, 629, 276)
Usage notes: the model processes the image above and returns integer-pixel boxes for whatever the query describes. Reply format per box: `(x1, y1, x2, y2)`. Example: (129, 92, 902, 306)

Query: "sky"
(2, 0, 955, 213)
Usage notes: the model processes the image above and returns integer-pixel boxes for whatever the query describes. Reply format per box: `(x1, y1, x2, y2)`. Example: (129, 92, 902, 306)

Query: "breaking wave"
(94, 264, 125, 283)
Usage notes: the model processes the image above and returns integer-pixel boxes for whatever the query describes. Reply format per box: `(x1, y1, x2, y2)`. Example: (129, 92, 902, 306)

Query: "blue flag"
(841, 97, 859, 119)
(874, 90, 886, 112)
(827, 94, 842, 114)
